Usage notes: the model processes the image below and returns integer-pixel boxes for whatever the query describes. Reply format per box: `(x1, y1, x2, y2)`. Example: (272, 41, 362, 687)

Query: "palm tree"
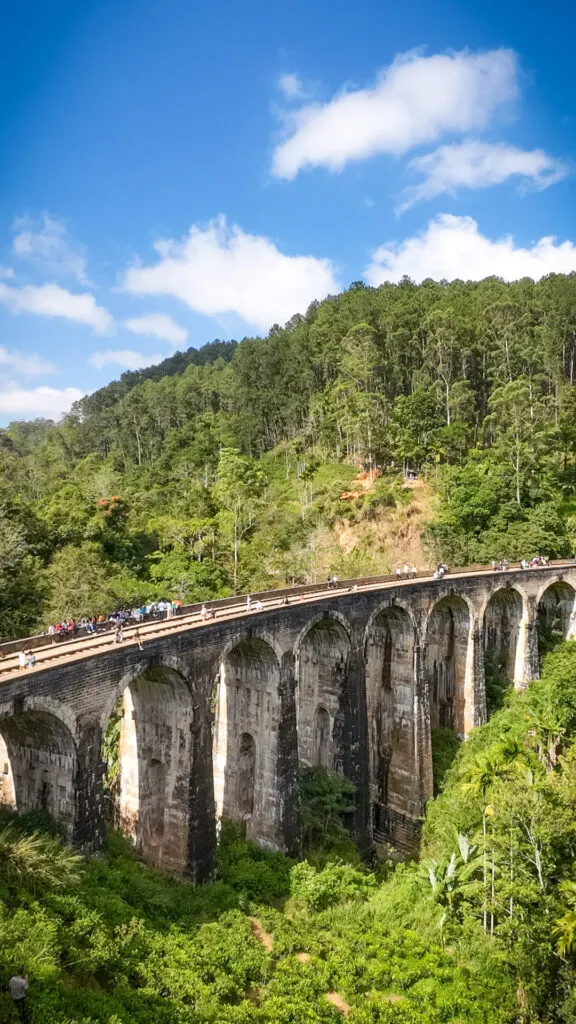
(461, 742, 529, 933)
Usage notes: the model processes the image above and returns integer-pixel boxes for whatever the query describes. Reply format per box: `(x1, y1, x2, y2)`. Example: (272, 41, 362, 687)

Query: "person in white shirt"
(18, 651, 27, 670)
(255, 600, 263, 611)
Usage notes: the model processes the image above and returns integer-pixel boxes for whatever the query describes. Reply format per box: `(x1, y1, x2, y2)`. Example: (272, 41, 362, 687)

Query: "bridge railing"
(0, 558, 571, 660)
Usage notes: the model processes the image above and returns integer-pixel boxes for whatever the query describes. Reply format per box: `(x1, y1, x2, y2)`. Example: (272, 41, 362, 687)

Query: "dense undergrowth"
(4, 644, 576, 1021)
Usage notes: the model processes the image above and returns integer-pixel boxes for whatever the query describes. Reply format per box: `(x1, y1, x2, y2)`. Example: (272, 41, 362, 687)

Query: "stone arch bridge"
(0, 563, 575, 880)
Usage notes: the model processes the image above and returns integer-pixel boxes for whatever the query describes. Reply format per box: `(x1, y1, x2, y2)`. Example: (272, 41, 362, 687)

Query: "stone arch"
(98, 655, 192, 733)
(313, 706, 331, 768)
(295, 617, 351, 774)
(237, 733, 256, 816)
(293, 609, 352, 658)
(108, 666, 193, 872)
(482, 587, 524, 713)
(365, 604, 417, 835)
(213, 637, 281, 847)
(537, 580, 576, 659)
(0, 710, 77, 836)
(425, 595, 471, 737)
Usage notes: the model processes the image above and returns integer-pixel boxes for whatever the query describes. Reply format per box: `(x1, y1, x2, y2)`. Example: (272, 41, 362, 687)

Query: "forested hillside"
(4, 643, 576, 1022)
(2, 273, 576, 640)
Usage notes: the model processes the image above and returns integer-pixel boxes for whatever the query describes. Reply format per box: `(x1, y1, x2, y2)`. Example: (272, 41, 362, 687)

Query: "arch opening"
(296, 619, 350, 774)
(365, 606, 416, 835)
(537, 582, 576, 663)
(103, 667, 192, 872)
(313, 707, 331, 769)
(0, 711, 77, 836)
(213, 638, 280, 847)
(426, 596, 470, 738)
(483, 588, 524, 715)
(237, 733, 256, 817)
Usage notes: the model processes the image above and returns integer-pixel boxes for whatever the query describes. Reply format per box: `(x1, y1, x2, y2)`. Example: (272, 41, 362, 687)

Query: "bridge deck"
(0, 560, 571, 683)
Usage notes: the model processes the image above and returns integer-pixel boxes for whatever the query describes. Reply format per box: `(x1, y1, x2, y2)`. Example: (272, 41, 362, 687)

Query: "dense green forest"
(3, 643, 576, 1022)
(2, 272, 576, 639)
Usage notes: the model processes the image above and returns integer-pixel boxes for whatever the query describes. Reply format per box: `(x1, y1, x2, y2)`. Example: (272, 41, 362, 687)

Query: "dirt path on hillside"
(325, 992, 350, 1014)
(248, 917, 273, 952)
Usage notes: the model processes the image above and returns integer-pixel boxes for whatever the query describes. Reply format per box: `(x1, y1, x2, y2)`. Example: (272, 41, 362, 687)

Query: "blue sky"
(1, 0, 575, 423)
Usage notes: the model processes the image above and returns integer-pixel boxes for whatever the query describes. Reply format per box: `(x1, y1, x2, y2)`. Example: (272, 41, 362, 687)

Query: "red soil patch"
(340, 468, 382, 500)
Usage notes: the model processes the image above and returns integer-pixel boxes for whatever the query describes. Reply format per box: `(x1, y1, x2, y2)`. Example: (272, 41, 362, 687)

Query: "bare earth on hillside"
(333, 477, 434, 573)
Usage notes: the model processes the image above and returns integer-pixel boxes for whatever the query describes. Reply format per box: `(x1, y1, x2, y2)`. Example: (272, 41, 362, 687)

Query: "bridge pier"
(74, 720, 105, 853)
(514, 601, 540, 688)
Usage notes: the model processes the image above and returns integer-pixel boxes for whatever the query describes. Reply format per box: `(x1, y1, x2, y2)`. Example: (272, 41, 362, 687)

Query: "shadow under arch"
(482, 587, 524, 714)
(295, 616, 351, 775)
(425, 594, 471, 737)
(0, 709, 77, 837)
(365, 604, 417, 836)
(537, 580, 576, 661)
(109, 666, 193, 872)
(213, 637, 281, 848)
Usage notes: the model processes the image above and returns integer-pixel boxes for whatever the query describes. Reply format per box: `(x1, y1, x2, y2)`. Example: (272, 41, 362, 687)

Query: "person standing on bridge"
(18, 651, 27, 670)
(114, 623, 124, 644)
(246, 595, 252, 612)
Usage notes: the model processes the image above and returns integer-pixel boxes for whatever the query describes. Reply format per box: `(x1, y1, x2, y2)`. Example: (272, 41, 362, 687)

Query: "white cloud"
(272, 48, 518, 179)
(124, 313, 188, 345)
(399, 140, 569, 210)
(0, 267, 15, 279)
(0, 385, 84, 418)
(89, 349, 165, 371)
(0, 281, 113, 333)
(12, 214, 89, 284)
(278, 73, 305, 100)
(120, 215, 339, 332)
(364, 213, 576, 285)
(0, 346, 56, 377)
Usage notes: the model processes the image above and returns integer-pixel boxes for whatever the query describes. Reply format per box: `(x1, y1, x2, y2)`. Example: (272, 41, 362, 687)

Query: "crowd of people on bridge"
(46, 599, 184, 644)
(395, 564, 419, 579)
(491, 555, 552, 572)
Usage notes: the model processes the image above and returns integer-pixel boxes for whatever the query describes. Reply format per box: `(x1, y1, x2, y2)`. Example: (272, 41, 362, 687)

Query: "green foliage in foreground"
(0, 820, 513, 1024)
(8, 647, 576, 1021)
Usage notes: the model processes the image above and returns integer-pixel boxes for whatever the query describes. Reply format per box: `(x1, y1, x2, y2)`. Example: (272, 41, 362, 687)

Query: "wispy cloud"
(89, 349, 165, 371)
(0, 281, 113, 333)
(398, 139, 569, 211)
(0, 346, 56, 377)
(277, 73, 305, 101)
(124, 313, 188, 345)
(0, 385, 84, 418)
(272, 48, 518, 179)
(12, 214, 90, 284)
